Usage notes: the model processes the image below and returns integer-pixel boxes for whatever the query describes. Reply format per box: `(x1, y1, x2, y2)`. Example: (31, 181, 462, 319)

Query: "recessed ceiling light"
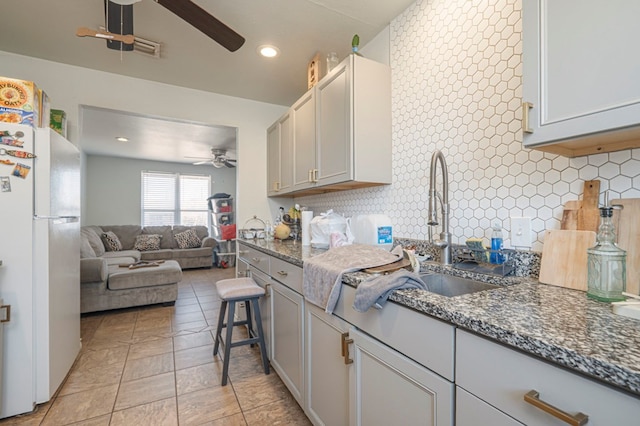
(258, 45, 279, 58)
(115, 136, 129, 142)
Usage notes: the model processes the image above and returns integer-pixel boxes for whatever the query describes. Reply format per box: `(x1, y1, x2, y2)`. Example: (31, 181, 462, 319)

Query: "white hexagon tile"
(295, 0, 640, 253)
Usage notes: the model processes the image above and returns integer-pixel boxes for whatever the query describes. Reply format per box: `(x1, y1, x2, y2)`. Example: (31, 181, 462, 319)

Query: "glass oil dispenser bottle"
(587, 194, 626, 302)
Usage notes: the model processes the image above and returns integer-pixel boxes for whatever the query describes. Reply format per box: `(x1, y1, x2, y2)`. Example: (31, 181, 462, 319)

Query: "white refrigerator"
(0, 123, 81, 418)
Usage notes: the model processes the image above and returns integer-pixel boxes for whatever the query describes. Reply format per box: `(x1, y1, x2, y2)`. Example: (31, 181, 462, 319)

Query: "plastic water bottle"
(490, 223, 504, 264)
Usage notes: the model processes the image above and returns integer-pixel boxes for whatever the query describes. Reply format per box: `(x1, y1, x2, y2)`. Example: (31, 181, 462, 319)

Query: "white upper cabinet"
(269, 54, 392, 196)
(267, 111, 293, 196)
(522, 0, 640, 156)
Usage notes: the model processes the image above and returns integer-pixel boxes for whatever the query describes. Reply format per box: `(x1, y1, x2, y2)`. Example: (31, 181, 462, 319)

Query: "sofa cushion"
(103, 250, 141, 262)
(82, 226, 105, 257)
(103, 256, 139, 266)
(133, 234, 162, 251)
(140, 249, 174, 262)
(101, 231, 122, 251)
(101, 225, 142, 250)
(172, 246, 214, 259)
(173, 226, 208, 246)
(142, 226, 174, 249)
(175, 229, 202, 249)
(80, 233, 96, 258)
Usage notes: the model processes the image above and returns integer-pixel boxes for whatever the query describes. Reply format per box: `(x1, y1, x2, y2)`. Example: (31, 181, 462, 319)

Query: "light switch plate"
(511, 217, 532, 248)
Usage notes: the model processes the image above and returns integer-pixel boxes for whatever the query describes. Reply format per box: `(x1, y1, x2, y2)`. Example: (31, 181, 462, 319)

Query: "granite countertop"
(238, 238, 640, 397)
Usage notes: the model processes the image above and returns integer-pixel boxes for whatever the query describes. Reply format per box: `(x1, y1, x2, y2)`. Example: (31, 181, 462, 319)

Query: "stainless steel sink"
(419, 273, 499, 297)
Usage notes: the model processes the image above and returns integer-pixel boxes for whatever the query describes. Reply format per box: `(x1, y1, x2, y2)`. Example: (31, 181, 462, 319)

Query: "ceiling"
(0, 0, 414, 164)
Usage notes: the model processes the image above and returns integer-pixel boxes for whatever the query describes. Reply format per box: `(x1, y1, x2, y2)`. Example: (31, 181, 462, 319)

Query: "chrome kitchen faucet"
(428, 150, 452, 265)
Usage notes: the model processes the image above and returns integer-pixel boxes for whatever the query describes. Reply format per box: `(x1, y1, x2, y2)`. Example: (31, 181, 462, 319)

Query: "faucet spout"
(427, 150, 452, 265)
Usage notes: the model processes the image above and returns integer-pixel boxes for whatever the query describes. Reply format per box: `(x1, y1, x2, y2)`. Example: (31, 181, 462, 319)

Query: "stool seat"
(216, 277, 265, 300)
(213, 277, 270, 386)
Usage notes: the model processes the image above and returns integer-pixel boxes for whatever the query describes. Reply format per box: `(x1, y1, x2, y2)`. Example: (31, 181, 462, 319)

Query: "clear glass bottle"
(587, 205, 626, 302)
(264, 220, 274, 241)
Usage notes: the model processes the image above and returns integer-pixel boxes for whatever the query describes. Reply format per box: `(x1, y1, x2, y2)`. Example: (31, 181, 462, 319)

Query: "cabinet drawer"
(270, 256, 302, 294)
(333, 284, 455, 381)
(456, 330, 640, 425)
(456, 387, 522, 426)
(237, 244, 270, 274)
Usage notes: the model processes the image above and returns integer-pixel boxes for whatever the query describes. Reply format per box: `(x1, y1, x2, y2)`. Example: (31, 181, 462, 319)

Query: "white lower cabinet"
(270, 279, 305, 406)
(349, 327, 454, 426)
(305, 302, 351, 426)
(456, 330, 640, 425)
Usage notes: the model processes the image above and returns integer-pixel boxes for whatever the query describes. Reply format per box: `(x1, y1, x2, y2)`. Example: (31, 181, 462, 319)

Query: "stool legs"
(250, 298, 270, 375)
(213, 296, 269, 386)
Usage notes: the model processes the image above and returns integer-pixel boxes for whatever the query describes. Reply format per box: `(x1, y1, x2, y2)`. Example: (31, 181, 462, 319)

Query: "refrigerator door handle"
(33, 215, 79, 222)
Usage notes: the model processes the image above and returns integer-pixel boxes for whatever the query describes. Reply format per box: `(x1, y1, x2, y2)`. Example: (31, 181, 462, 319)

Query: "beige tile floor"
(1, 267, 311, 426)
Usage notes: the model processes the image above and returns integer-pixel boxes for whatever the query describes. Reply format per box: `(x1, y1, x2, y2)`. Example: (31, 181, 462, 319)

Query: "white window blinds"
(141, 171, 210, 227)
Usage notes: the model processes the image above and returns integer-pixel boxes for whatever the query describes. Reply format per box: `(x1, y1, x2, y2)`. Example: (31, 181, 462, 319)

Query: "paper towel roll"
(301, 211, 313, 246)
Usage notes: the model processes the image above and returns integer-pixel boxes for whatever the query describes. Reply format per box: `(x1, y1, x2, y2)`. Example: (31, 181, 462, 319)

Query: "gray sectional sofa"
(80, 225, 216, 313)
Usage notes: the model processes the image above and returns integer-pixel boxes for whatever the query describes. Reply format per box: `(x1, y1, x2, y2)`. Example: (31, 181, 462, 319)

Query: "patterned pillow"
(101, 231, 122, 252)
(175, 229, 202, 249)
(133, 234, 162, 251)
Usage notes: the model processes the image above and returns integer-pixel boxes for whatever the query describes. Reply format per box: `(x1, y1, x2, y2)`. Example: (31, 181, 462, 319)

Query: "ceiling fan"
(76, 0, 245, 52)
(189, 148, 237, 168)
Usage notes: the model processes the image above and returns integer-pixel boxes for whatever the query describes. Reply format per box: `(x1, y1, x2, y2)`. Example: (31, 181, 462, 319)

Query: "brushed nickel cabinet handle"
(308, 169, 313, 183)
(277, 271, 288, 277)
(524, 390, 588, 426)
(264, 283, 271, 297)
(251, 257, 261, 263)
(273, 181, 280, 191)
(522, 101, 534, 133)
(341, 332, 354, 365)
(313, 169, 319, 183)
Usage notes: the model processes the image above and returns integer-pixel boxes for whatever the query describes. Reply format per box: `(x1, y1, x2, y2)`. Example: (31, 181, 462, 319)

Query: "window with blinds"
(141, 171, 210, 227)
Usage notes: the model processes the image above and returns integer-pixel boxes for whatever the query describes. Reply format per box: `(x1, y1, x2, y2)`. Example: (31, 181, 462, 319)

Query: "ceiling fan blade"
(76, 26, 134, 44)
(154, 0, 245, 52)
(192, 160, 210, 165)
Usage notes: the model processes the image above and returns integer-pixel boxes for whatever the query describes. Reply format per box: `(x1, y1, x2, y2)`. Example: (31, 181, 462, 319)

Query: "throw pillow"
(101, 231, 122, 252)
(175, 229, 202, 249)
(133, 234, 162, 251)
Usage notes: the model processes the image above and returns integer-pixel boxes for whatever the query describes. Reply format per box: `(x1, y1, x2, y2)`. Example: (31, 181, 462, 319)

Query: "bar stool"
(213, 277, 270, 386)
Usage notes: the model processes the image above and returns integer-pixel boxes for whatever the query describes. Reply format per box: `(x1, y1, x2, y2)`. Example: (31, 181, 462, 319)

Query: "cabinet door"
(305, 302, 351, 426)
(270, 280, 304, 406)
(292, 90, 316, 191)
(249, 268, 272, 358)
(316, 60, 351, 186)
(522, 0, 640, 153)
(267, 112, 293, 195)
(349, 327, 453, 426)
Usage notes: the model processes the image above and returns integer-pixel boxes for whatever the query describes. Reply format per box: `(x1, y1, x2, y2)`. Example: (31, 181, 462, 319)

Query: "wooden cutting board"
(612, 198, 640, 295)
(538, 230, 596, 291)
(577, 180, 600, 232)
(363, 257, 412, 274)
(561, 200, 581, 230)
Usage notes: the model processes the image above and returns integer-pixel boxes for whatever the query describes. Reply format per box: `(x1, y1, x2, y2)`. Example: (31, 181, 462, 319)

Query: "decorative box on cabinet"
(522, 0, 640, 156)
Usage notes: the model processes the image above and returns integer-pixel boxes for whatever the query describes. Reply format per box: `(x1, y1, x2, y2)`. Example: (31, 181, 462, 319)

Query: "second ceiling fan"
(77, 0, 245, 52)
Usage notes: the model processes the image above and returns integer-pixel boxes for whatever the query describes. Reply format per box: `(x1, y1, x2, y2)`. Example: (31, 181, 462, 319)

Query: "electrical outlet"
(511, 217, 532, 248)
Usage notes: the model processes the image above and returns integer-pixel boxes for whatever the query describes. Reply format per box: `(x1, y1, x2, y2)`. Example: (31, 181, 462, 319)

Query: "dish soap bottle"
(490, 223, 504, 264)
(587, 197, 626, 302)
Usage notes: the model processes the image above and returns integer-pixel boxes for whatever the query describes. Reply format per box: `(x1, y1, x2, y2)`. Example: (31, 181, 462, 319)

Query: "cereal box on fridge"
(0, 77, 40, 127)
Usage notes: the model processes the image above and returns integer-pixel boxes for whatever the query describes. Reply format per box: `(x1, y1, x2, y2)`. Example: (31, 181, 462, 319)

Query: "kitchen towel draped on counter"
(303, 244, 402, 313)
(353, 269, 427, 312)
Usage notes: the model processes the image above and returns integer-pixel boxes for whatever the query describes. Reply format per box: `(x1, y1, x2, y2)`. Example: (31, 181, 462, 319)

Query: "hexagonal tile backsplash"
(295, 0, 640, 253)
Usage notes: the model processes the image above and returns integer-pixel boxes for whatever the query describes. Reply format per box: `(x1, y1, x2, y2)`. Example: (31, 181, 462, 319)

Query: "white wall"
(84, 155, 235, 225)
(0, 51, 287, 227)
(297, 0, 640, 252)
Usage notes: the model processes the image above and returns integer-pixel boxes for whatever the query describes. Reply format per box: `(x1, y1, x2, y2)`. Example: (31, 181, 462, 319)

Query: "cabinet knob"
(524, 390, 588, 426)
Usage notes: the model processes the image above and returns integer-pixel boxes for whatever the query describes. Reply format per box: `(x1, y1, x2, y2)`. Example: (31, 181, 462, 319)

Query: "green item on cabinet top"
(50, 109, 66, 137)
